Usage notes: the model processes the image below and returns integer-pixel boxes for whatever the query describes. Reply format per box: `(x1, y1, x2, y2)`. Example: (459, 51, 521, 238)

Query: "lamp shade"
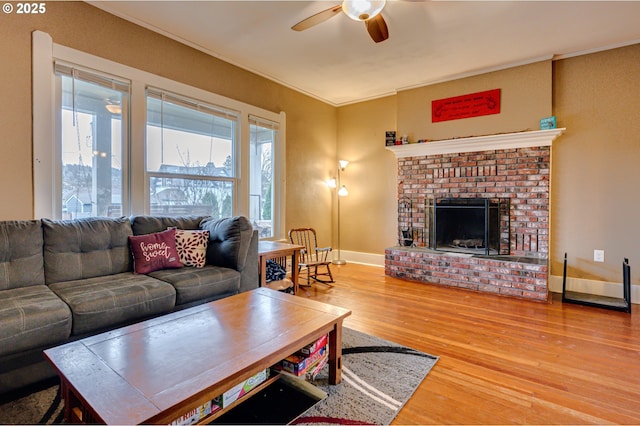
(338, 185, 349, 197)
(341, 0, 386, 21)
(105, 103, 121, 114)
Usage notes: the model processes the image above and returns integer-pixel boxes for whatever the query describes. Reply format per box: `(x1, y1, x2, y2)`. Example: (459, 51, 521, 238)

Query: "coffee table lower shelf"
(197, 372, 283, 425)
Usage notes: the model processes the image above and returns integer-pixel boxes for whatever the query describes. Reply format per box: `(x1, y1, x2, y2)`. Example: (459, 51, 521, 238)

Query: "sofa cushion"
(200, 216, 253, 272)
(0, 220, 45, 290)
(0, 285, 71, 357)
(48, 272, 176, 335)
(131, 216, 207, 236)
(174, 229, 209, 268)
(148, 266, 240, 306)
(42, 217, 133, 284)
(129, 229, 183, 274)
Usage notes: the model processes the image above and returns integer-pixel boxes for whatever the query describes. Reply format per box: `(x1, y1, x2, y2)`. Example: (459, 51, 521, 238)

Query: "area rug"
(0, 378, 63, 425)
(0, 328, 438, 425)
(292, 328, 438, 425)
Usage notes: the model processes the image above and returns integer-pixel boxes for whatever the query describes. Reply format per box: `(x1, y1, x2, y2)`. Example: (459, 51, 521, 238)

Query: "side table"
(258, 241, 304, 295)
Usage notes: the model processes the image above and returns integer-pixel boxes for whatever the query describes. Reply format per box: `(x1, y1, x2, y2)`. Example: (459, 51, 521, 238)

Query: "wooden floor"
(298, 263, 640, 424)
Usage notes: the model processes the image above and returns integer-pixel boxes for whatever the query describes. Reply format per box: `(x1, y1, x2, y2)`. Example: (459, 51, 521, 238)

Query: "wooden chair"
(288, 228, 334, 287)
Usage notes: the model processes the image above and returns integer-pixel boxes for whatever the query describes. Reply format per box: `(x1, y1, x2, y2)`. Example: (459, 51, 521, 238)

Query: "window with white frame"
(54, 63, 129, 219)
(146, 88, 238, 217)
(33, 31, 286, 238)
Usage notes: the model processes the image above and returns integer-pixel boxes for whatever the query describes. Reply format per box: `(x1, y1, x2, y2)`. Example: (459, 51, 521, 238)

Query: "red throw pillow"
(129, 229, 183, 274)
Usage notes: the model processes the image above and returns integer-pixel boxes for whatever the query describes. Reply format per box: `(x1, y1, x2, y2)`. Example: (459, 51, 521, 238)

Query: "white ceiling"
(90, 1, 640, 106)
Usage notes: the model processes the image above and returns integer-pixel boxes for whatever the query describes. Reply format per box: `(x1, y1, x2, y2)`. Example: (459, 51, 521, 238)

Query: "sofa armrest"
(200, 216, 258, 293)
(199, 216, 254, 272)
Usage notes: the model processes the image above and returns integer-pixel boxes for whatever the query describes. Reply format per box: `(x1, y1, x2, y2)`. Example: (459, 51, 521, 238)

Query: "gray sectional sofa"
(0, 215, 258, 395)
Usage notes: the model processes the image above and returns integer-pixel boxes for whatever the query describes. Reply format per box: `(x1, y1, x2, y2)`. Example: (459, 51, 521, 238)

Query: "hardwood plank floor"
(298, 263, 640, 424)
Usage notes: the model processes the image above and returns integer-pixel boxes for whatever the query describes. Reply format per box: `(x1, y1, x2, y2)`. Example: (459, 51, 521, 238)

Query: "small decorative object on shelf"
(540, 116, 557, 129)
(385, 130, 396, 146)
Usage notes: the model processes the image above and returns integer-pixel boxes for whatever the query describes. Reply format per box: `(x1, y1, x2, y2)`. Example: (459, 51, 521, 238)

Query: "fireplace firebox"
(427, 197, 509, 255)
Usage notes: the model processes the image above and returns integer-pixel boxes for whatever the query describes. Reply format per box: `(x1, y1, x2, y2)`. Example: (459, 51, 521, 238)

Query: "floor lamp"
(333, 160, 349, 265)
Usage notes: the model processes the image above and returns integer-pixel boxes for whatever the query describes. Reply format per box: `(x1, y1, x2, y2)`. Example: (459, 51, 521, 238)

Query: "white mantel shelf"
(385, 128, 566, 158)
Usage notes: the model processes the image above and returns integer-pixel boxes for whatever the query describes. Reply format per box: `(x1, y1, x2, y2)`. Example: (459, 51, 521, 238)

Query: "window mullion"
(129, 80, 146, 215)
(146, 172, 235, 183)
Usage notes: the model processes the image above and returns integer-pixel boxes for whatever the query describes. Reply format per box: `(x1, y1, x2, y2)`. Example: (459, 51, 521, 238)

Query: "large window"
(146, 89, 238, 217)
(55, 64, 129, 219)
(34, 32, 286, 238)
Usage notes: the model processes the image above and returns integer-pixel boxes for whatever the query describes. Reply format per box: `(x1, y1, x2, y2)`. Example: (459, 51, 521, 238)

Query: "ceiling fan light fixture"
(342, 0, 386, 22)
(105, 100, 122, 114)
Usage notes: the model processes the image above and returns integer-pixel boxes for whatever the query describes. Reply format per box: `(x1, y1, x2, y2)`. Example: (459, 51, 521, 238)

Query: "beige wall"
(397, 60, 552, 142)
(336, 96, 397, 257)
(0, 2, 335, 245)
(552, 44, 640, 283)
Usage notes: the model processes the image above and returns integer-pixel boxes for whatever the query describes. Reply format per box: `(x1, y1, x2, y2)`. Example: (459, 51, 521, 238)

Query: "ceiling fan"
(292, 0, 389, 43)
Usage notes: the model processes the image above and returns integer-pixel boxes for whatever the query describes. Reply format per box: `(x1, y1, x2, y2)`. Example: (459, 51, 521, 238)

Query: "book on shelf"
(304, 352, 328, 381)
(169, 369, 270, 424)
(276, 345, 327, 377)
(274, 350, 328, 381)
(169, 400, 217, 425)
(212, 368, 269, 408)
(300, 334, 327, 356)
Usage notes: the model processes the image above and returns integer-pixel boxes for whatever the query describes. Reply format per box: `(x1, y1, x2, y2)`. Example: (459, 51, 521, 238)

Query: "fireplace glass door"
(427, 197, 508, 255)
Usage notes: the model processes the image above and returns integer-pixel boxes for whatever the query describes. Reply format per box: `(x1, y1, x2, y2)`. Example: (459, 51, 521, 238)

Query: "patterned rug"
(0, 379, 63, 425)
(292, 328, 438, 425)
(0, 328, 438, 425)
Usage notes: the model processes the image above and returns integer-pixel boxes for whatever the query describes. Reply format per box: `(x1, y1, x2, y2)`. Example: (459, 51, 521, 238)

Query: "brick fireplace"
(385, 129, 564, 301)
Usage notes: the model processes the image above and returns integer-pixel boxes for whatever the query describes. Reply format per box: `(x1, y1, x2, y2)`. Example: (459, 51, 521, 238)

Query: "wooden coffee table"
(43, 288, 351, 425)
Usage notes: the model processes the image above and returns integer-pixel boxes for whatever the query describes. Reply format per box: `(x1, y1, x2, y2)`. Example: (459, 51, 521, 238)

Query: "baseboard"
(333, 250, 384, 267)
(549, 274, 639, 304)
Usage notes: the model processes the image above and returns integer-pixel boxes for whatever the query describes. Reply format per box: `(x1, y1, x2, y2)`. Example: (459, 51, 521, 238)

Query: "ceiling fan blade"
(365, 14, 389, 43)
(291, 4, 343, 31)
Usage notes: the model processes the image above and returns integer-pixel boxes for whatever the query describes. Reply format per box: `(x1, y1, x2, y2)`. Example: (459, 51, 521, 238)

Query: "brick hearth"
(385, 129, 564, 301)
(385, 248, 549, 300)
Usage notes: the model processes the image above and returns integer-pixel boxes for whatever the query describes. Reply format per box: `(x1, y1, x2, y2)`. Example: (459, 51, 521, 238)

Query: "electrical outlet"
(594, 249, 605, 262)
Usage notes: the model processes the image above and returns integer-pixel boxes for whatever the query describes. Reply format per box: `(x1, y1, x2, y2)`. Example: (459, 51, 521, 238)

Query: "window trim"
(32, 30, 286, 239)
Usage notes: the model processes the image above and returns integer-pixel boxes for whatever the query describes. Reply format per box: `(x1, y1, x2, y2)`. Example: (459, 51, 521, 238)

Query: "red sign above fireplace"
(432, 89, 501, 123)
